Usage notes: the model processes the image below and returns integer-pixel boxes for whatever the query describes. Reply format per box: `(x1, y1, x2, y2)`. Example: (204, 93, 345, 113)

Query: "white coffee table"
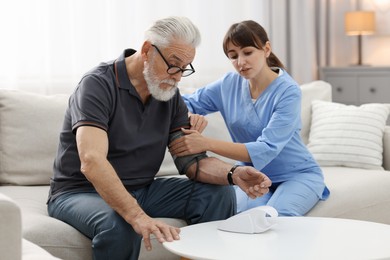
(163, 217, 390, 260)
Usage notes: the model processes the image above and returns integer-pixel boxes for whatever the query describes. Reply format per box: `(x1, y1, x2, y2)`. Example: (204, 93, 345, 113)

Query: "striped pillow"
(307, 100, 390, 170)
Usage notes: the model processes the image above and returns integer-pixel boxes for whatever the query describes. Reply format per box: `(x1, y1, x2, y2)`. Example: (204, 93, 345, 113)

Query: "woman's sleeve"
(181, 78, 225, 115)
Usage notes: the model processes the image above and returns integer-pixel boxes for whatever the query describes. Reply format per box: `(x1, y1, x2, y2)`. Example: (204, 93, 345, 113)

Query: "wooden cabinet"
(319, 67, 390, 105)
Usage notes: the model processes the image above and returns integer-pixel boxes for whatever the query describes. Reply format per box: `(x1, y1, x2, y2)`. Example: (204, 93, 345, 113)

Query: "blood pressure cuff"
(168, 130, 208, 175)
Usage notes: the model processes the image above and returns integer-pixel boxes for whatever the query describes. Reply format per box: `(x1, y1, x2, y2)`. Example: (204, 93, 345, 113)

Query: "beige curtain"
(0, 0, 266, 94)
(266, 0, 361, 84)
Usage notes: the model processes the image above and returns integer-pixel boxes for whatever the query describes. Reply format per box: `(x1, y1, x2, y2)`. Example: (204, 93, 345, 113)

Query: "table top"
(163, 217, 390, 260)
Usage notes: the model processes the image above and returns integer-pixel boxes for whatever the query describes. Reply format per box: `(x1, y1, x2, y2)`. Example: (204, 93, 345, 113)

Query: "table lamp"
(344, 11, 376, 65)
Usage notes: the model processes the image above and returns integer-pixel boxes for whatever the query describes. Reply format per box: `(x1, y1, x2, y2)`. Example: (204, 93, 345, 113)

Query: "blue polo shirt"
(49, 49, 189, 201)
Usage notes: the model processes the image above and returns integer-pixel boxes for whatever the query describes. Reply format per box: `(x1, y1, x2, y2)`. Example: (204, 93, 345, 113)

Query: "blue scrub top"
(183, 69, 328, 198)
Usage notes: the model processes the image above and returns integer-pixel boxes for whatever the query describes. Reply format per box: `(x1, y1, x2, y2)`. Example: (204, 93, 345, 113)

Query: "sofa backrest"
(0, 89, 69, 185)
(0, 82, 336, 184)
(0, 81, 388, 185)
(384, 126, 390, 170)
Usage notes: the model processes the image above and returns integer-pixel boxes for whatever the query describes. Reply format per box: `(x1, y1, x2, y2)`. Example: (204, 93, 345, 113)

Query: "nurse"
(169, 20, 329, 216)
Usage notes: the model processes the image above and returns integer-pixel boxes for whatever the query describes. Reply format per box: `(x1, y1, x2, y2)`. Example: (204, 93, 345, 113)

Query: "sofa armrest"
(384, 126, 390, 171)
(0, 192, 22, 260)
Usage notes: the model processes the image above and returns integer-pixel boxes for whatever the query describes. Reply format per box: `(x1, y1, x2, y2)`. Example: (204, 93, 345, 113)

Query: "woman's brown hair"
(223, 20, 285, 70)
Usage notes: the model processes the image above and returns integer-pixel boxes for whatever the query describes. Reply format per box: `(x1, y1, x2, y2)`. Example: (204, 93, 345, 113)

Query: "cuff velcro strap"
(169, 129, 208, 175)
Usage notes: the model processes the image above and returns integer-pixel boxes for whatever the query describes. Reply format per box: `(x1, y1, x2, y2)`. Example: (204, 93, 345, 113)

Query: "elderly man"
(47, 16, 271, 260)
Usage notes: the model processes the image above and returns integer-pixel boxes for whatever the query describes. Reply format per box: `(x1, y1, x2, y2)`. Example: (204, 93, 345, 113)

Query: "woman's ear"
(264, 41, 272, 58)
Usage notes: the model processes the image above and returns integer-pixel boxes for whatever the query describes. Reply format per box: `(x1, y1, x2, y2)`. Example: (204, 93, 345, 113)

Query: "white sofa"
(1, 80, 390, 260)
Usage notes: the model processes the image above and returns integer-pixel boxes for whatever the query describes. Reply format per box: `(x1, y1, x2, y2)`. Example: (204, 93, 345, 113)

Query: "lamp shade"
(345, 11, 376, 35)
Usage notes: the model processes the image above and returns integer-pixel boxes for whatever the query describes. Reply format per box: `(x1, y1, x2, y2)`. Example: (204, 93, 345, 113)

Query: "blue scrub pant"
(48, 177, 236, 260)
(234, 180, 324, 216)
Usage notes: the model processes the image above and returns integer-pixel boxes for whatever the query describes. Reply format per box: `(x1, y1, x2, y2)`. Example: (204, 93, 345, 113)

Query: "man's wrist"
(227, 165, 239, 185)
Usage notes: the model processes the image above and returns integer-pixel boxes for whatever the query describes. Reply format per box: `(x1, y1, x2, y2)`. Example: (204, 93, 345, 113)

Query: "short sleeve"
(69, 74, 114, 133)
(170, 90, 190, 132)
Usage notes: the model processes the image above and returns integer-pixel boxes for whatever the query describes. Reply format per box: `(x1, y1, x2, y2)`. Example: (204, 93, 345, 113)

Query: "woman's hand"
(169, 128, 209, 156)
(188, 112, 207, 133)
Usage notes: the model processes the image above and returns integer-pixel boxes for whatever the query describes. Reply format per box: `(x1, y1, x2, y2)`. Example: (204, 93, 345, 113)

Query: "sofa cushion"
(299, 81, 332, 145)
(0, 185, 186, 260)
(306, 167, 390, 224)
(307, 100, 390, 170)
(0, 192, 22, 260)
(23, 239, 62, 260)
(0, 89, 69, 185)
(0, 185, 93, 260)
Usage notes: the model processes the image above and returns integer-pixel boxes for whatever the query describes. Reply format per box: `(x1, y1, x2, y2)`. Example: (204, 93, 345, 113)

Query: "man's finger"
(261, 176, 272, 188)
(152, 228, 166, 243)
(247, 185, 268, 198)
(142, 231, 152, 251)
(171, 226, 181, 240)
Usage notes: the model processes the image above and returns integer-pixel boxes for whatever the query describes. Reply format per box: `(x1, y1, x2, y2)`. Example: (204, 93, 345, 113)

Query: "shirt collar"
(114, 49, 137, 92)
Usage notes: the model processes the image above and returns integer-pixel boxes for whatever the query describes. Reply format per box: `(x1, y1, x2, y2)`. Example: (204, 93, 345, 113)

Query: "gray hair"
(144, 16, 201, 48)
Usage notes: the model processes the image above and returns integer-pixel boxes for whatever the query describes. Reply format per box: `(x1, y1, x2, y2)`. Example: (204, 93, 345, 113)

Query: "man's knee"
(213, 185, 236, 202)
(92, 211, 141, 259)
(190, 184, 236, 222)
(96, 210, 138, 240)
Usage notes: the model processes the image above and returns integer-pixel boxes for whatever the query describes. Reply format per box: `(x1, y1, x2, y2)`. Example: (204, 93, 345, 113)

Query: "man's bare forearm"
(186, 157, 232, 185)
(185, 156, 272, 199)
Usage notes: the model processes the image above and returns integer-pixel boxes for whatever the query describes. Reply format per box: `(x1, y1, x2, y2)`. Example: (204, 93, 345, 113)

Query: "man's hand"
(188, 112, 207, 133)
(129, 211, 181, 251)
(232, 166, 271, 199)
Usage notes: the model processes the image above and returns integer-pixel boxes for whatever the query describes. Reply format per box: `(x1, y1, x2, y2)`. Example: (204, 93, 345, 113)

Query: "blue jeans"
(48, 177, 236, 260)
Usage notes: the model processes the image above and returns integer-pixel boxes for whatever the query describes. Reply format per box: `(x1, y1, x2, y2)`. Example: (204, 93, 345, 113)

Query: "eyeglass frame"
(151, 44, 195, 77)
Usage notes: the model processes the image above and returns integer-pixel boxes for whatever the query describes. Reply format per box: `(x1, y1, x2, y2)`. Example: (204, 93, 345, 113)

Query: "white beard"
(143, 61, 178, 101)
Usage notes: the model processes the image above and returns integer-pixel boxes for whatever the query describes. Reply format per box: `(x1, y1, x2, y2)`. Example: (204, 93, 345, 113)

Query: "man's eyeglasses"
(151, 44, 195, 77)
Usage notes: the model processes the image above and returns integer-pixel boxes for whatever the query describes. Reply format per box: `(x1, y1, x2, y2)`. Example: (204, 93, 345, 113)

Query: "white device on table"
(218, 205, 278, 234)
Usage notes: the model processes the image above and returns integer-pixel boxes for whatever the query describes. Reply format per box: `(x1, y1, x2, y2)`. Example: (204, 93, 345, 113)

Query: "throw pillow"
(0, 89, 69, 185)
(299, 80, 332, 145)
(307, 100, 390, 170)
